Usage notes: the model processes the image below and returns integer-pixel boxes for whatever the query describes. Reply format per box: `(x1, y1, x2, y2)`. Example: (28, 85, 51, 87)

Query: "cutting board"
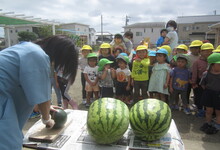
(28, 116, 72, 143)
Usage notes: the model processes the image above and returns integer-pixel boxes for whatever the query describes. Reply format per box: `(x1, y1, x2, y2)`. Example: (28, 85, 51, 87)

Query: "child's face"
(161, 31, 167, 37)
(149, 56, 156, 65)
(137, 50, 147, 59)
(118, 59, 126, 69)
(212, 63, 220, 72)
(101, 48, 109, 55)
(104, 64, 111, 69)
(88, 58, 97, 67)
(115, 38, 122, 44)
(200, 49, 213, 59)
(82, 50, 91, 57)
(176, 49, 187, 54)
(190, 47, 200, 56)
(177, 58, 187, 68)
(156, 54, 166, 63)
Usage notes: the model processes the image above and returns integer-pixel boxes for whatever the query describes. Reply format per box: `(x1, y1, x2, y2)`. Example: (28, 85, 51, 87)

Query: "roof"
(177, 15, 220, 24)
(95, 32, 113, 36)
(209, 22, 220, 29)
(0, 15, 41, 26)
(123, 22, 165, 28)
(60, 22, 89, 27)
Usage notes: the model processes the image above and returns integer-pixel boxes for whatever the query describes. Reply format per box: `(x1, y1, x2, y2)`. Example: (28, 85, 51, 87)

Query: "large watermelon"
(87, 98, 130, 144)
(130, 99, 171, 141)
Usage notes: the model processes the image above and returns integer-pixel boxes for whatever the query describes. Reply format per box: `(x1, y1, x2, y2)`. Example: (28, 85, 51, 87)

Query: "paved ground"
(22, 71, 220, 150)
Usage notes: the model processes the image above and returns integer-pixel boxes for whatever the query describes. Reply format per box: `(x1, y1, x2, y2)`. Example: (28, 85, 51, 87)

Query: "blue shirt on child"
(170, 67, 191, 91)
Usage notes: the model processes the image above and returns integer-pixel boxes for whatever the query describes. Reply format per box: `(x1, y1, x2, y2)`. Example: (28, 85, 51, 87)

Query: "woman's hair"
(166, 20, 177, 29)
(36, 35, 79, 84)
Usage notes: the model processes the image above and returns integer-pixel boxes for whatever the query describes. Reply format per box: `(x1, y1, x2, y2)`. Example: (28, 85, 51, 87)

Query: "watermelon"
(50, 108, 67, 129)
(87, 98, 130, 144)
(130, 99, 171, 141)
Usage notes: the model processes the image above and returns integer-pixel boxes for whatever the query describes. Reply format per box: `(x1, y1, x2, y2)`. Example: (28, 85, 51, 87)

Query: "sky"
(0, 0, 220, 37)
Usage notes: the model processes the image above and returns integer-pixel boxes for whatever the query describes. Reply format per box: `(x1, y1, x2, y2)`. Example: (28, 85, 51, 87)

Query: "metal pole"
(6, 27, 11, 47)
(101, 15, 103, 43)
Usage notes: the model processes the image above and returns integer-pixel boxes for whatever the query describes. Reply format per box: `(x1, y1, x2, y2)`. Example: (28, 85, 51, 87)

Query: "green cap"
(116, 55, 129, 64)
(176, 54, 189, 62)
(98, 58, 113, 71)
(208, 53, 220, 64)
(87, 53, 97, 58)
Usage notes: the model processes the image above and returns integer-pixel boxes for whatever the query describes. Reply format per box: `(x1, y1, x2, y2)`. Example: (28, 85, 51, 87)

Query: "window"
(10, 30, 13, 33)
(15, 30, 18, 33)
(129, 29, 131, 31)
(136, 32, 142, 36)
(196, 26, 199, 30)
(27, 29, 29, 32)
(151, 28, 153, 33)
(144, 29, 145, 33)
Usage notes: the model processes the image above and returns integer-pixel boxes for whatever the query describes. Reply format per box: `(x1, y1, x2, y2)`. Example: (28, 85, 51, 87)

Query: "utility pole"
(125, 15, 130, 26)
(214, 10, 217, 15)
(101, 15, 103, 43)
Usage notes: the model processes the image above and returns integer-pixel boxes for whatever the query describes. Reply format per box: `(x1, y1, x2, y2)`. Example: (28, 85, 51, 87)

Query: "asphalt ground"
(23, 71, 220, 150)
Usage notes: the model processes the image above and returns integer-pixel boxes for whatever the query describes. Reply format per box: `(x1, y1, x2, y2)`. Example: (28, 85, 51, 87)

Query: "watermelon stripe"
(130, 105, 144, 132)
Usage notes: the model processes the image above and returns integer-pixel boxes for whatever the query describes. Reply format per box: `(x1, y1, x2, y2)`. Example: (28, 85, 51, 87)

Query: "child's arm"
(111, 68, 116, 79)
(164, 71, 170, 89)
(169, 76, 174, 93)
(99, 70, 108, 80)
(126, 75, 131, 91)
(141, 58, 150, 67)
(162, 37, 170, 45)
(84, 73, 93, 86)
(191, 61, 198, 89)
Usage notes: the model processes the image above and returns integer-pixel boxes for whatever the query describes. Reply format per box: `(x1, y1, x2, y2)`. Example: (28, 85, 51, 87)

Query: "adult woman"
(0, 35, 78, 150)
(163, 20, 179, 60)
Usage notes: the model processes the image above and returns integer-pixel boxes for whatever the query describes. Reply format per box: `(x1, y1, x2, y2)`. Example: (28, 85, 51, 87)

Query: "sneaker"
(85, 103, 90, 107)
(200, 123, 212, 132)
(82, 99, 87, 105)
(174, 105, 179, 110)
(205, 126, 219, 134)
(196, 109, 205, 118)
(29, 112, 40, 119)
(183, 108, 191, 115)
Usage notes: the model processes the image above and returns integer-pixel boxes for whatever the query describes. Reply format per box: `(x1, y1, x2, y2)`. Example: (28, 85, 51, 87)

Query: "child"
(131, 45, 150, 102)
(83, 53, 99, 107)
(156, 29, 168, 47)
(123, 31, 133, 55)
(213, 45, 220, 53)
(98, 58, 116, 98)
(170, 54, 191, 114)
(170, 44, 188, 68)
(157, 45, 172, 58)
(110, 34, 127, 54)
(191, 43, 214, 117)
(57, 67, 78, 109)
(99, 43, 116, 68)
(148, 49, 170, 101)
(115, 55, 131, 104)
(200, 53, 220, 134)
(78, 45, 92, 104)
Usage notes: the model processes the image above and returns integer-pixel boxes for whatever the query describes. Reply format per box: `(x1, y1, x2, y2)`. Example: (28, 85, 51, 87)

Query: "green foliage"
(33, 26, 53, 38)
(18, 31, 38, 42)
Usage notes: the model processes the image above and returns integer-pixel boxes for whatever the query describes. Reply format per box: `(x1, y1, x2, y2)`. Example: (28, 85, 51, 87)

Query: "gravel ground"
(22, 71, 220, 150)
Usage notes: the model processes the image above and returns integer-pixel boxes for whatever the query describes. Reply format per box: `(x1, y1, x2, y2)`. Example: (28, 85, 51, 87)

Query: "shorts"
(100, 87, 114, 98)
(115, 82, 130, 96)
(85, 84, 99, 92)
(202, 89, 220, 110)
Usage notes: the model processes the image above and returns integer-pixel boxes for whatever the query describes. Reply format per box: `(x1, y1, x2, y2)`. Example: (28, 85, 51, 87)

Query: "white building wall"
(4, 26, 33, 47)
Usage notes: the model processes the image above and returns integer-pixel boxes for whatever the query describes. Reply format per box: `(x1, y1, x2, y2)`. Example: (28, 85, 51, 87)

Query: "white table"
(23, 110, 185, 150)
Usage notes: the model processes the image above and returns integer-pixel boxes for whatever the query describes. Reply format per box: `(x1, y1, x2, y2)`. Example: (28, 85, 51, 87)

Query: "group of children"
(79, 35, 220, 134)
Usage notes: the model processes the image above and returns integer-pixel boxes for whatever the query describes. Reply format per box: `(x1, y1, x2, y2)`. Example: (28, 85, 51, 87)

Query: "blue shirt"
(156, 36, 165, 47)
(0, 42, 51, 150)
(170, 67, 191, 91)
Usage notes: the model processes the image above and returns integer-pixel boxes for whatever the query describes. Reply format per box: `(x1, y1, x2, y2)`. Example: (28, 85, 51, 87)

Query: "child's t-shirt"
(116, 68, 131, 82)
(98, 70, 114, 87)
(170, 67, 191, 91)
(156, 36, 165, 47)
(131, 58, 150, 81)
(83, 66, 98, 85)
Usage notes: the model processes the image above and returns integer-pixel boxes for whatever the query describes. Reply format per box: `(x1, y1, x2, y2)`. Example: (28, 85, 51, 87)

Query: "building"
(208, 22, 220, 47)
(123, 22, 166, 48)
(177, 15, 220, 45)
(59, 23, 90, 46)
(95, 32, 113, 44)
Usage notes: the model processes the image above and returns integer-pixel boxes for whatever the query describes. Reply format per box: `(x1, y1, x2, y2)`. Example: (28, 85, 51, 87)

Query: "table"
(23, 110, 185, 150)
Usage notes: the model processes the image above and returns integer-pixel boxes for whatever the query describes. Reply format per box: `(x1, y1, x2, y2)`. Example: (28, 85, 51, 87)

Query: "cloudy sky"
(0, 0, 220, 37)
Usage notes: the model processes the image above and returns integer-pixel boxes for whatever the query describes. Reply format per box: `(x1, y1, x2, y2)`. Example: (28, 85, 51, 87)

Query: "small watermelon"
(50, 108, 67, 129)
(87, 98, 130, 144)
(130, 99, 171, 141)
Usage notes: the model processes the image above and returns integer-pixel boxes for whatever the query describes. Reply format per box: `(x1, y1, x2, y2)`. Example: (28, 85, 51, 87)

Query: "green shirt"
(131, 58, 150, 81)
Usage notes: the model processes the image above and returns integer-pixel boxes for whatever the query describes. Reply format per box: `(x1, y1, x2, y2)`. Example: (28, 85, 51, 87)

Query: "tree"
(33, 26, 53, 38)
(18, 31, 38, 42)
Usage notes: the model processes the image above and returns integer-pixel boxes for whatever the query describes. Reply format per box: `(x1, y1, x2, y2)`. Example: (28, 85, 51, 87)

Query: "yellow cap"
(81, 45, 92, 50)
(157, 45, 171, 56)
(213, 45, 220, 53)
(136, 45, 148, 51)
(201, 43, 214, 50)
(100, 43, 111, 49)
(176, 44, 188, 51)
(189, 40, 203, 48)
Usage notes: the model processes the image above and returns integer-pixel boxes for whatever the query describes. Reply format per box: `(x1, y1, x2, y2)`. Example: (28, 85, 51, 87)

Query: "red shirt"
(191, 57, 208, 84)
